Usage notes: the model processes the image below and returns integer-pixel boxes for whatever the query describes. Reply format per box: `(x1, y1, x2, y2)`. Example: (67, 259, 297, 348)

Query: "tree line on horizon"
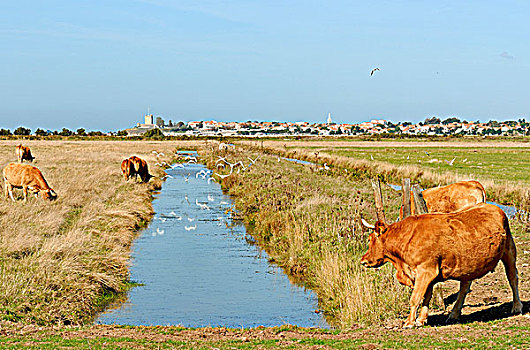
(0, 127, 128, 137)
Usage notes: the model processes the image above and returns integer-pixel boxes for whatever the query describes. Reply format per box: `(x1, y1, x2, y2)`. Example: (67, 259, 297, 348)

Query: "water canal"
(96, 157, 328, 328)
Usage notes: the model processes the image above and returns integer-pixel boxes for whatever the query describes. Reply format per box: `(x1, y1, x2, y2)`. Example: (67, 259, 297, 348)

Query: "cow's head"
(360, 219, 388, 268)
(143, 173, 153, 182)
(42, 189, 57, 201)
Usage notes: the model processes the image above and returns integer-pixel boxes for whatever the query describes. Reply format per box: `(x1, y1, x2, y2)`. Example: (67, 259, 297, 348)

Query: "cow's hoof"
(445, 315, 459, 324)
(402, 322, 415, 329)
(414, 320, 425, 327)
(512, 302, 523, 315)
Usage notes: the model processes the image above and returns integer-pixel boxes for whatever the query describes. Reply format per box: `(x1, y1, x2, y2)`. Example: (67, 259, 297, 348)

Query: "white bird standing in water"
(184, 224, 197, 231)
(186, 156, 198, 163)
(156, 227, 164, 235)
(196, 199, 210, 210)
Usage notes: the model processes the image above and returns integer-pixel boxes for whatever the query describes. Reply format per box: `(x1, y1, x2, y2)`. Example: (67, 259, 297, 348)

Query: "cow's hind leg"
(403, 265, 438, 328)
(22, 186, 28, 202)
(502, 237, 523, 315)
(447, 280, 472, 323)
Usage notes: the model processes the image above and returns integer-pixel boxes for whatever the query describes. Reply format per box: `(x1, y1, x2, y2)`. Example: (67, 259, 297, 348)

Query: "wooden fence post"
(371, 178, 386, 223)
(411, 184, 428, 215)
(401, 178, 411, 219)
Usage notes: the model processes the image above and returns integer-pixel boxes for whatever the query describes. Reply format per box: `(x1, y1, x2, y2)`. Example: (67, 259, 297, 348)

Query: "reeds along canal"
(96, 156, 328, 328)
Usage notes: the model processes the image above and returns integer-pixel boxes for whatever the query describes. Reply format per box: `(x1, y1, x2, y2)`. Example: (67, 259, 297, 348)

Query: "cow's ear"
(374, 220, 388, 237)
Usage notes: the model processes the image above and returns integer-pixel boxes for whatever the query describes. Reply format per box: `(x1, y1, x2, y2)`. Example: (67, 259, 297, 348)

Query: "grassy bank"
(201, 143, 411, 328)
(0, 140, 201, 325)
(2, 316, 530, 349)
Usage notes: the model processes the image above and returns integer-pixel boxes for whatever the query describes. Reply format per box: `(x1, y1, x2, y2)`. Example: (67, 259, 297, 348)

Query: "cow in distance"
(16, 144, 35, 163)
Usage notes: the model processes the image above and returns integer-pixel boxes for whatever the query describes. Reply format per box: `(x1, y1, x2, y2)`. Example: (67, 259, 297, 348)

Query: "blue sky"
(1, 1, 529, 131)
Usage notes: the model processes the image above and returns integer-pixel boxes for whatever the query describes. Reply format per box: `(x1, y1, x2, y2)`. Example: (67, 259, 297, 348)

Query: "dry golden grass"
(0, 140, 201, 325)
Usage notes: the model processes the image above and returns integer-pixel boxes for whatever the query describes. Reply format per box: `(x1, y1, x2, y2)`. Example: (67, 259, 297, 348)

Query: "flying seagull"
(370, 68, 380, 76)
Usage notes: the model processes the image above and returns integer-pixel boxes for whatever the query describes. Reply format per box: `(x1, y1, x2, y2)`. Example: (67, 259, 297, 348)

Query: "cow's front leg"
(416, 282, 434, 326)
(22, 186, 28, 202)
(7, 184, 16, 201)
(403, 265, 438, 328)
(4, 181, 9, 200)
(396, 269, 414, 288)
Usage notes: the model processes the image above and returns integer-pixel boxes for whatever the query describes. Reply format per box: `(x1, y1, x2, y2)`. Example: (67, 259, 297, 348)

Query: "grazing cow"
(127, 156, 152, 183)
(361, 203, 522, 328)
(15, 144, 35, 163)
(3, 163, 57, 201)
(401, 180, 486, 218)
(121, 158, 135, 181)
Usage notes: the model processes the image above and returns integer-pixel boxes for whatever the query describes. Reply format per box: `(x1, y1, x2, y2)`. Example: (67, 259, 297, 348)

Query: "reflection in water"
(282, 157, 315, 166)
(96, 157, 328, 328)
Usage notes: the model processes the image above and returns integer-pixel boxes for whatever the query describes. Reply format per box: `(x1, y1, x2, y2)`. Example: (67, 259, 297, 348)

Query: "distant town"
(124, 113, 530, 137)
(2, 113, 529, 138)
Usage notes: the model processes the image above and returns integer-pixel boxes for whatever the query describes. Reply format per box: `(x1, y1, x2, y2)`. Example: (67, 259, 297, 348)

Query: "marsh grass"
(243, 141, 530, 206)
(0, 140, 200, 324)
(202, 143, 410, 327)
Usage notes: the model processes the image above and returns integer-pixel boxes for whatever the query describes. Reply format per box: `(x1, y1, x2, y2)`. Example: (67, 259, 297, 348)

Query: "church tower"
(327, 112, 332, 124)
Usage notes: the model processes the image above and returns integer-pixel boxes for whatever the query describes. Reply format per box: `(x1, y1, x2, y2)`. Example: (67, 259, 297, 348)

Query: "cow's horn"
(360, 217, 375, 229)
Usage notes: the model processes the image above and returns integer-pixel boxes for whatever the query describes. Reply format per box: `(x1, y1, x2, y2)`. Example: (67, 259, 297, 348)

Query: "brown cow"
(121, 158, 135, 181)
(401, 180, 486, 218)
(361, 203, 522, 328)
(15, 144, 35, 163)
(3, 163, 57, 201)
(126, 156, 152, 183)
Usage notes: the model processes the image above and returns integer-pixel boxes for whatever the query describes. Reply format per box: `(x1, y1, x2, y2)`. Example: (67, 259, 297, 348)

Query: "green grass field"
(320, 146, 530, 184)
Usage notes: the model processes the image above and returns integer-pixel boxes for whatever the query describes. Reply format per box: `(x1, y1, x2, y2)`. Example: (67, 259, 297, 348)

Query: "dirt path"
(2, 316, 530, 348)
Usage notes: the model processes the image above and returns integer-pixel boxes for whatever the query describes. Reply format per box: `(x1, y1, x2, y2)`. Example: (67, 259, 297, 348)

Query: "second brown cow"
(401, 180, 486, 218)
